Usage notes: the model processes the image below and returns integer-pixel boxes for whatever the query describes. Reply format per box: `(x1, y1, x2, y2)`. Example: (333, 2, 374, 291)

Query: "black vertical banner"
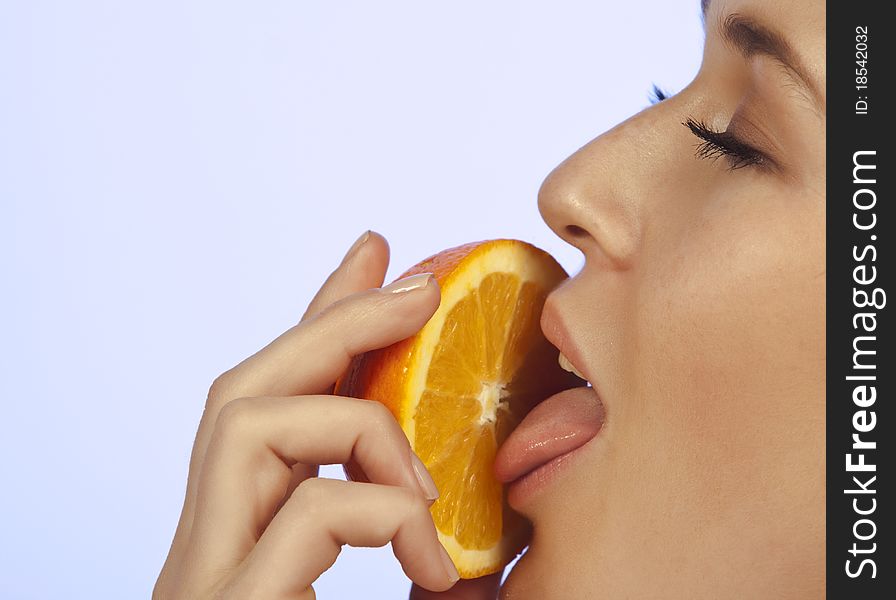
(827, 1, 893, 597)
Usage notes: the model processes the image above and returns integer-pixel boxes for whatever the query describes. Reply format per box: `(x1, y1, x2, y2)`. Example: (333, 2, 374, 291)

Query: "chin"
(499, 544, 556, 600)
(499, 555, 534, 600)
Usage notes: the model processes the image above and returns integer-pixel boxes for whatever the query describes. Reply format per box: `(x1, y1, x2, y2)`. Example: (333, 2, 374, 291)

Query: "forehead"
(705, 0, 826, 88)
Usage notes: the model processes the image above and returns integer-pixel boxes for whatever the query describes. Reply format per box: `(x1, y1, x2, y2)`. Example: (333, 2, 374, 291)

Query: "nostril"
(565, 224, 590, 239)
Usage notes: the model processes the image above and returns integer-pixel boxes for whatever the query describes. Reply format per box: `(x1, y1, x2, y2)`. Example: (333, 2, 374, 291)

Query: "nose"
(537, 108, 668, 271)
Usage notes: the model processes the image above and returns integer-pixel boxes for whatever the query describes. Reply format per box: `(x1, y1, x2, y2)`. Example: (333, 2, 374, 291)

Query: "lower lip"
(506, 426, 597, 509)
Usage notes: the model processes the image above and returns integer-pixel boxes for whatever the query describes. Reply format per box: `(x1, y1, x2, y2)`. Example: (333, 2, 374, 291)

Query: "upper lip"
(540, 296, 593, 385)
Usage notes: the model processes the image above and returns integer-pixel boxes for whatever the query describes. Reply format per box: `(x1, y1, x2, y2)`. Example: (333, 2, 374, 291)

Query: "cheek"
(636, 182, 825, 488)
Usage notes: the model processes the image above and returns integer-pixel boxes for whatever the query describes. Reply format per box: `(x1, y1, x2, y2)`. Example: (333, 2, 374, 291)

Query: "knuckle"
(291, 478, 334, 515)
(357, 400, 403, 447)
(213, 396, 258, 439)
(206, 371, 237, 412)
(362, 399, 396, 426)
(391, 487, 432, 533)
(403, 489, 431, 520)
(354, 401, 411, 473)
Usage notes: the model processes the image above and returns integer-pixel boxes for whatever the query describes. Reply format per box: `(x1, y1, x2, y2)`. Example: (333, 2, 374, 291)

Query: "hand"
(409, 571, 504, 600)
(153, 231, 481, 599)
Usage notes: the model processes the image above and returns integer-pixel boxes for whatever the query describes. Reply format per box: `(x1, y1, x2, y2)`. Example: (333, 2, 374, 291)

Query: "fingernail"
(438, 543, 460, 583)
(343, 230, 371, 262)
(381, 272, 434, 294)
(409, 449, 439, 501)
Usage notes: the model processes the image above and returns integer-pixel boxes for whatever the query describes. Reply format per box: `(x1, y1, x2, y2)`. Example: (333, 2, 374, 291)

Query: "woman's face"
(501, 0, 825, 597)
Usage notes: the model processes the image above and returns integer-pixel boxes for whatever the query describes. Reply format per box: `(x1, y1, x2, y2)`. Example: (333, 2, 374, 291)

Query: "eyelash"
(649, 82, 770, 172)
(682, 118, 768, 171)
(648, 83, 670, 104)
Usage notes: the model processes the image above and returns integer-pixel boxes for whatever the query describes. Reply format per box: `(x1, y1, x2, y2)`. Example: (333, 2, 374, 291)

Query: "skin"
(504, 0, 825, 597)
(155, 0, 825, 597)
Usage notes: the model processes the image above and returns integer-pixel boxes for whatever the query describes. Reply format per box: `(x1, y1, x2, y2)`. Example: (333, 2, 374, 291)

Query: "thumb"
(409, 571, 503, 600)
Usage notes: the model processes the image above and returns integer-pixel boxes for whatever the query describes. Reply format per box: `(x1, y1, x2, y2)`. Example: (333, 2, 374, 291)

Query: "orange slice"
(335, 239, 580, 578)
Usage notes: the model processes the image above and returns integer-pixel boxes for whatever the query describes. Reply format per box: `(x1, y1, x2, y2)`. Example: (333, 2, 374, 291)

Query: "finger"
(343, 458, 370, 483)
(165, 251, 436, 587)
(225, 479, 459, 598)
(208, 269, 439, 404)
(197, 269, 439, 518)
(156, 229, 389, 594)
(300, 230, 390, 323)
(182, 395, 441, 581)
(273, 461, 320, 514)
(284, 230, 388, 506)
(409, 571, 504, 600)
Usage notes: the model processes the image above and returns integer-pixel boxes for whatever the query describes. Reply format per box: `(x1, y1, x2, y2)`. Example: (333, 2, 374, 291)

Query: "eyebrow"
(701, 0, 825, 114)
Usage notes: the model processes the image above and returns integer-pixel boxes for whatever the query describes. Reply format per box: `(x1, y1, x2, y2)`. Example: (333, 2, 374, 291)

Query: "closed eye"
(682, 117, 770, 172)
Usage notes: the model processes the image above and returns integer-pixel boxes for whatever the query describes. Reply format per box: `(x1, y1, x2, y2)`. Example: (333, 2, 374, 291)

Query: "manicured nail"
(381, 272, 434, 294)
(409, 448, 439, 501)
(343, 230, 371, 262)
(438, 543, 460, 583)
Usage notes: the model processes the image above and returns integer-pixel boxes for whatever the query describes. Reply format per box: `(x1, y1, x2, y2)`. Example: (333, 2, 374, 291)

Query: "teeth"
(558, 351, 588, 382)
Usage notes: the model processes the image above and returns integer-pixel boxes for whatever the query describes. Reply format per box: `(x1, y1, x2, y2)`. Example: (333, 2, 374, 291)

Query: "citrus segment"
(335, 239, 583, 577)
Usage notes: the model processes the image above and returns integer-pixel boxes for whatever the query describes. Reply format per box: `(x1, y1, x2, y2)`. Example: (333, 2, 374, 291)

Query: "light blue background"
(1, 1, 703, 597)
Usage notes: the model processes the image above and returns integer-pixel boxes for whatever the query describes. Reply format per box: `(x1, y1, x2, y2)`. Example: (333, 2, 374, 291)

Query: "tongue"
(494, 386, 604, 484)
